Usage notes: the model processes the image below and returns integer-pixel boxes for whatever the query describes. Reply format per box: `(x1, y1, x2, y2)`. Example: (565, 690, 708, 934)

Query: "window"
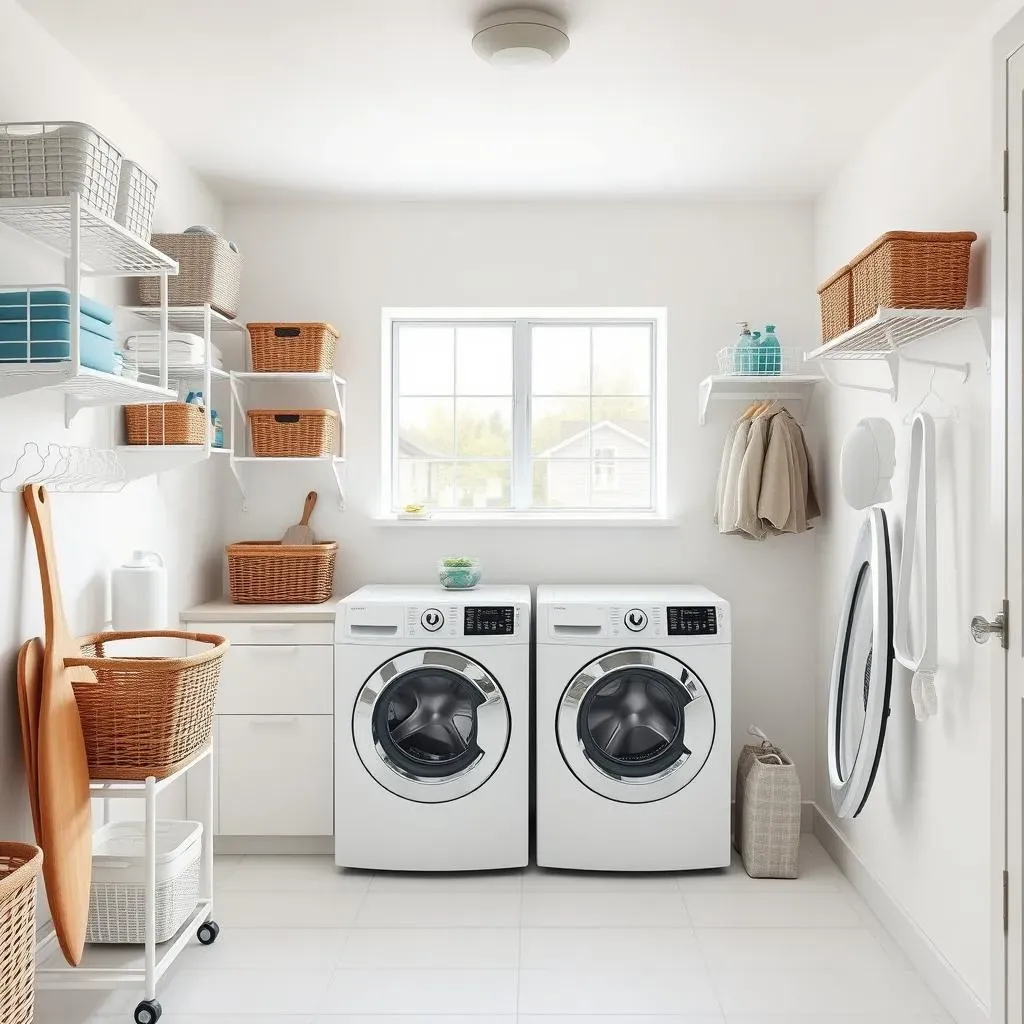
(383, 309, 666, 517)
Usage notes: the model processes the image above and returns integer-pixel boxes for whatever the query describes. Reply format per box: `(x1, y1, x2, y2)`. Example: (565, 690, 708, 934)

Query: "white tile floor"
(35, 837, 951, 1024)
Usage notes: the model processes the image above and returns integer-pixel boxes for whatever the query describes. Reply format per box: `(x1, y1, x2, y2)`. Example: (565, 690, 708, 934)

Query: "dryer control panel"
(545, 600, 729, 644)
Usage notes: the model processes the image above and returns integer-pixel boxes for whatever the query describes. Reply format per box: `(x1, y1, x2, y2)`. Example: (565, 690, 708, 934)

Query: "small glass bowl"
(438, 559, 482, 590)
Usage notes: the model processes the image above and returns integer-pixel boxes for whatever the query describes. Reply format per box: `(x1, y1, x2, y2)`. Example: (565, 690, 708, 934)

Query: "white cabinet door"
(184, 621, 333, 646)
(218, 715, 334, 836)
(215, 645, 334, 715)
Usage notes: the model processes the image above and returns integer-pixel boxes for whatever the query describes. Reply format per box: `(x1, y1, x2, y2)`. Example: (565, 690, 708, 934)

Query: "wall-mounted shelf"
(231, 456, 346, 511)
(698, 374, 822, 425)
(0, 196, 178, 276)
(804, 307, 978, 401)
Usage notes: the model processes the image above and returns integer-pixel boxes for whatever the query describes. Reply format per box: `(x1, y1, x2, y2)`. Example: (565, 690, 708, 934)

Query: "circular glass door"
(828, 507, 894, 819)
(354, 649, 510, 804)
(557, 649, 715, 804)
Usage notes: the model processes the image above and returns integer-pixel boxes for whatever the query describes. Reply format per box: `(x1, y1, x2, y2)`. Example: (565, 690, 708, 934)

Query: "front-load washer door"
(556, 649, 716, 804)
(353, 648, 511, 804)
(827, 507, 895, 819)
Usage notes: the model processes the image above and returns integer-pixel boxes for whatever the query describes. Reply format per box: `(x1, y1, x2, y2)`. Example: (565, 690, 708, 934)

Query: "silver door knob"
(971, 612, 1007, 648)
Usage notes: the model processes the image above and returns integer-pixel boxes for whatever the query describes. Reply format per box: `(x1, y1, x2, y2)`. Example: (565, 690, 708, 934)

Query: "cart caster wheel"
(134, 999, 161, 1024)
(197, 920, 220, 945)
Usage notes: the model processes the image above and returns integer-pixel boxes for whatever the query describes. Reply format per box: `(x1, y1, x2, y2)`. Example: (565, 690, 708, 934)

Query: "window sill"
(374, 513, 676, 528)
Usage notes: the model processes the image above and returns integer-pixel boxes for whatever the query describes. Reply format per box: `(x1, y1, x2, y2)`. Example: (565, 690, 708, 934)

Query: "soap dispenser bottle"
(760, 325, 782, 375)
(733, 322, 754, 374)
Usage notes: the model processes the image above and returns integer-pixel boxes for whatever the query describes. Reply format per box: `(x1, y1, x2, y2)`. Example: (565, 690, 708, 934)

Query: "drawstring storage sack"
(734, 726, 801, 878)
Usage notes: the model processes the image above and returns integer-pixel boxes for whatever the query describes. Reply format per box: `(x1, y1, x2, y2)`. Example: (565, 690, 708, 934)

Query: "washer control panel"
(464, 606, 516, 636)
(420, 608, 444, 632)
(667, 605, 718, 636)
(624, 608, 648, 631)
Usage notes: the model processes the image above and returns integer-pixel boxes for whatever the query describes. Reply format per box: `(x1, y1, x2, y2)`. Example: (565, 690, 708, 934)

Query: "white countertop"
(181, 598, 344, 623)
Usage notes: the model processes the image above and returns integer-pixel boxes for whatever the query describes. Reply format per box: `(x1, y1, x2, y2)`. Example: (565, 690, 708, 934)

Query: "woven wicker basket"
(137, 233, 241, 318)
(69, 630, 228, 781)
(817, 264, 853, 342)
(227, 541, 337, 604)
(850, 230, 977, 325)
(248, 409, 339, 457)
(124, 403, 206, 446)
(248, 322, 339, 373)
(0, 843, 42, 1024)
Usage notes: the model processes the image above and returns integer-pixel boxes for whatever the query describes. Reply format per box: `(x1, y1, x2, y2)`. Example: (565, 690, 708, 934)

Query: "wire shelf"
(0, 363, 176, 410)
(0, 197, 178, 276)
(122, 305, 247, 335)
(804, 307, 974, 361)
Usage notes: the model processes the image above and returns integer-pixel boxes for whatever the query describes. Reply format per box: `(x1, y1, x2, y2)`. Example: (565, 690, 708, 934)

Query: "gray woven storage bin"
(137, 233, 241, 318)
(735, 727, 801, 878)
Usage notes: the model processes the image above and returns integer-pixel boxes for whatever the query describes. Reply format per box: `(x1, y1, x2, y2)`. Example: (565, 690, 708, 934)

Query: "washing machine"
(536, 584, 731, 871)
(335, 584, 530, 871)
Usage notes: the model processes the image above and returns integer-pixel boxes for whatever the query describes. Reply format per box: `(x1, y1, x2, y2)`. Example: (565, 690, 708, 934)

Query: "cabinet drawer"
(217, 715, 333, 836)
(183, 620, 333, 646)
(214, 644, 333, 715)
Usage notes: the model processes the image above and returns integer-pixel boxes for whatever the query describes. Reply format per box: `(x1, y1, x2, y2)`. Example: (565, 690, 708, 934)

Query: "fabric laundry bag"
(735, 726, 801, 878)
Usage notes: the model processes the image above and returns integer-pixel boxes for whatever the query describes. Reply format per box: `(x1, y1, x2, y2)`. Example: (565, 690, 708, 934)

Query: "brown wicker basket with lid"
(248, 322, 338, 373)
(850, 230, 976, 324)
(248, 409, 339, 457)
(816, 264, 853, 342)
(68, 630, 228, 780)
(0, 842, 43, 1024)
(227, 541, 337, 604)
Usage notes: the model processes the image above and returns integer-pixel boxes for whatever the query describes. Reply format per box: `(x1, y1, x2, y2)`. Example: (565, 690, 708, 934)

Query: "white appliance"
(536, 584, 732, 871)
(335, 584, 530, 871)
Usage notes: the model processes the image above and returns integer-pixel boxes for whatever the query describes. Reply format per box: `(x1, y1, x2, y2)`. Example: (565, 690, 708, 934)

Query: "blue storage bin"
(0, 288, 114, 325)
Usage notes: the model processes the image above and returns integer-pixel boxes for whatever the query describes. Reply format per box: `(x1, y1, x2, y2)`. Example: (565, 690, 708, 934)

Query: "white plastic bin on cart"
(86, 820, 202, 944)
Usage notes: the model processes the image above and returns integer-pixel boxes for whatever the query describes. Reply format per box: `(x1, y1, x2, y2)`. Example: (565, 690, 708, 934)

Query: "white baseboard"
(814, 806, 987, 1024)
(215, 835, 333, 855)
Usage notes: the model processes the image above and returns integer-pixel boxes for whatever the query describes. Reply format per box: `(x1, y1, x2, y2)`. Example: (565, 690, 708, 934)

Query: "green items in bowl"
(438, 557, 482, 590)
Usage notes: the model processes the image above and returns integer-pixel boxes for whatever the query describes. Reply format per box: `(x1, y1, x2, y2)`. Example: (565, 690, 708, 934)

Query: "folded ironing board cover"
(0, 289, 114, 325)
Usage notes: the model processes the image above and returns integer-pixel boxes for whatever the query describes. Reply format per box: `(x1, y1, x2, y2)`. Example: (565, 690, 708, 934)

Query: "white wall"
(812, 0, 1022, 1011)
(0, 0, 225, 847)
(222, 198, 823, 794)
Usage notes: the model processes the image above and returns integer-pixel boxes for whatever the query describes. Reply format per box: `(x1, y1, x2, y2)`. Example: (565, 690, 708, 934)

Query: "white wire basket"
(85, 820, 202, 944)
(0, 122, 122, 218)
(716, 345, 802, 376)
(114, 160, 158, 241)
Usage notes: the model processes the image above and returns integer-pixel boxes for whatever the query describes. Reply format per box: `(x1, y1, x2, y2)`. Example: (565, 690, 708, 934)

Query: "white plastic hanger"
(894, 411, 938, 720)
(903, 368, 957, 425)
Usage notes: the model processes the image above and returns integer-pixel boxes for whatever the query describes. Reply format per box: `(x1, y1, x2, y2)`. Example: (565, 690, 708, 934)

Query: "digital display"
(464, 606, 515, 635)
(667, 606, 717, 636)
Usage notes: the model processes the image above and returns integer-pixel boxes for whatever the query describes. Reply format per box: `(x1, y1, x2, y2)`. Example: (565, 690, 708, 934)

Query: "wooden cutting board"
(16, 637, 43, 846)
(23, 484, 93, 967)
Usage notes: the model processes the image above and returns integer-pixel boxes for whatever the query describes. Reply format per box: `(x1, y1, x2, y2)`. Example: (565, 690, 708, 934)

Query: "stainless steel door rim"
(556, 648, 716, 804)
(353, 648, 511, 804)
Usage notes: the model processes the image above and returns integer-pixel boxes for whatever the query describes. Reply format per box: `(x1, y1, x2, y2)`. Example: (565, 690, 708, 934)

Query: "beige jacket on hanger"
(734, 403, 779, 539)
(718, 417, 753, 534)
(758, 409, 820, 534)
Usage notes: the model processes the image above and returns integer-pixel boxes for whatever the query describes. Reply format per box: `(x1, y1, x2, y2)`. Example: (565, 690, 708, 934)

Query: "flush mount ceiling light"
(473, 7, 570, 68)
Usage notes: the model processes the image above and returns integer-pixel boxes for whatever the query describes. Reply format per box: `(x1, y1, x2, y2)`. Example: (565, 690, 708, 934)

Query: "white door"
(996, 40, 1024, 1024)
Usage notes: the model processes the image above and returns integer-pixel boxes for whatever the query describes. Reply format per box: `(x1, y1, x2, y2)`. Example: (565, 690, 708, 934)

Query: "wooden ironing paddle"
(23, 484, 93, 967)
(282, 490, 318, 545)
(16, 637, 43, 846)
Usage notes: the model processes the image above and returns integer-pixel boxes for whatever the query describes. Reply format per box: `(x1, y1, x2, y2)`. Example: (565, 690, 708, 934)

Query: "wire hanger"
(903, 368, 958, 425)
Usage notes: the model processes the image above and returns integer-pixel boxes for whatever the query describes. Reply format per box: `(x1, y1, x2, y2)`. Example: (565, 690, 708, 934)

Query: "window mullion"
(511, 319, 532, 510)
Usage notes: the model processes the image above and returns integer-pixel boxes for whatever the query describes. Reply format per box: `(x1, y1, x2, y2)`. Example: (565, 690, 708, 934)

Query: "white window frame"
(380, 307, 669, 522)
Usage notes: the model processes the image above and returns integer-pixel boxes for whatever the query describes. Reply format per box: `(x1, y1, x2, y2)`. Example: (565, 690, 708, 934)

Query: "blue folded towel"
(0, 289, 114, 325)
(0, 328, 115, 374)
(0, 309, 116, 340)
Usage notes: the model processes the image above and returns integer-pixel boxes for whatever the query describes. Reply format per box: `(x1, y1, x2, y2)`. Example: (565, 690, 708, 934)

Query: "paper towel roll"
(111, 551, 167, 630)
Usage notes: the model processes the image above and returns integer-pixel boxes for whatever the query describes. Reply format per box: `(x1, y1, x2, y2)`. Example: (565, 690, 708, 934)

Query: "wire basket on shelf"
(227, 541, 337, 604)
(113, 160, 158, 242)
(0, 842, 43, 1024)
(716, 345, 802, 376)
(0, 121, 123, 217)
(68, 630, 228, 780)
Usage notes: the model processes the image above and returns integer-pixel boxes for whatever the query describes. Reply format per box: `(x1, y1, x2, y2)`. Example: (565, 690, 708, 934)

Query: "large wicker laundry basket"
(0, 842, 43, 1024)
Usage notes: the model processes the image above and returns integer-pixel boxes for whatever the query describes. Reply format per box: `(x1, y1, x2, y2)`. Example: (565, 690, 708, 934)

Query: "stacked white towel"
(122, 331, 224, 369)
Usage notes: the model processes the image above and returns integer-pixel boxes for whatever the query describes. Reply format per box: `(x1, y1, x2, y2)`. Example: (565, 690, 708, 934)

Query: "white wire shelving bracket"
(697, 374, 822, 425)
(803, 307, 978, 402)
(36, 745, 217, 1015)
(228, 372, 348, 510)
(0, 193, 180, 425)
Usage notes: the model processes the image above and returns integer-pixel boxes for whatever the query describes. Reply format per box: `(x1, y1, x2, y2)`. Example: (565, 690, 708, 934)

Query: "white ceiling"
(20, 0, 991, 201)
